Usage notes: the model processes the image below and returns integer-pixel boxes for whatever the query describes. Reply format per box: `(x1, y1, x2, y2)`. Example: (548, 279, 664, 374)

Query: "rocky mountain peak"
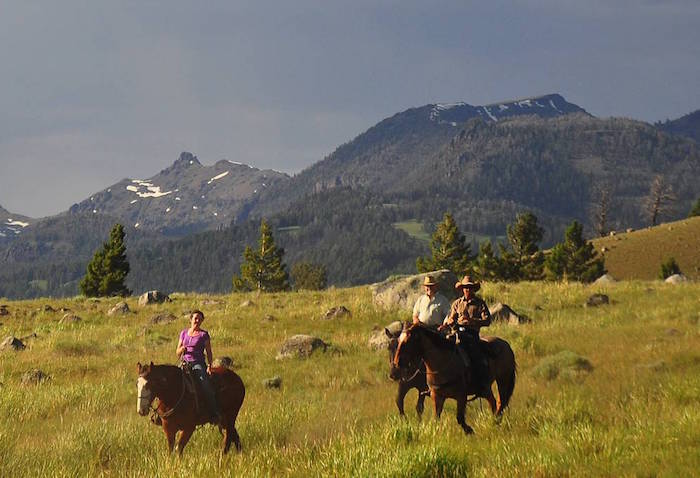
(172, 152, 202, 169)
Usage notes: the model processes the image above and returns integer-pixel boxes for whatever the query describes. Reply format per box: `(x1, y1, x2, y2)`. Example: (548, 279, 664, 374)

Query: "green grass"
(392, 220, 432, 242)
(592, 216, 700, 280)
(0, 282, 699, 476)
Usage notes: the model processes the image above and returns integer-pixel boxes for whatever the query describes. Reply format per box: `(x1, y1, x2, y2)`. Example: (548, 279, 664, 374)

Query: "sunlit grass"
(0, 281, 699, 476)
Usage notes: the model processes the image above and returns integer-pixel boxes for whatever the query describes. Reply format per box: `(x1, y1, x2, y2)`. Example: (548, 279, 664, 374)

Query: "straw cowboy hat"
(455, 275, 480, 291)
(422, 275, 438, 287)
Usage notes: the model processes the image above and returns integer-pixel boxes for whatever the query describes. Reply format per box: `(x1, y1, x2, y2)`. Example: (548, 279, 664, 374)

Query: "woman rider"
(176, 310, 219, 421)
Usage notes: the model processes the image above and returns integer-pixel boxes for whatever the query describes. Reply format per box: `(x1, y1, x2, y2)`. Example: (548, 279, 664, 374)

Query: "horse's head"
(136, 361, 157, 416)
(391, 323, 422, 378)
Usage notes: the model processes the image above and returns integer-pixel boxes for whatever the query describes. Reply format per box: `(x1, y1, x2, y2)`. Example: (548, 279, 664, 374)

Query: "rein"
(144, 368, 187, 421)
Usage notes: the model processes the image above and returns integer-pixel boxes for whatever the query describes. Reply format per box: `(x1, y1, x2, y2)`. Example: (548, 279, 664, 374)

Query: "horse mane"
(409, 324, 454, 351)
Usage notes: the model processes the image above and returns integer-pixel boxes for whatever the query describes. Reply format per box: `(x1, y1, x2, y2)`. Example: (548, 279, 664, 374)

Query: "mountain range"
(1, 94, 699, 299)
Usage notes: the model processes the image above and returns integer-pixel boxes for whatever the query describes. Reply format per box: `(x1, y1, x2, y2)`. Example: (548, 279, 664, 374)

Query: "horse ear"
(150, 361, 154, 367)
(137, 362, 141, 371)
(384, 328, 392, 338)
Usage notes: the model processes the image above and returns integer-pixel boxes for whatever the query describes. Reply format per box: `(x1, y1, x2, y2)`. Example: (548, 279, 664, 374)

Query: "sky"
(1, 0, 699, 217)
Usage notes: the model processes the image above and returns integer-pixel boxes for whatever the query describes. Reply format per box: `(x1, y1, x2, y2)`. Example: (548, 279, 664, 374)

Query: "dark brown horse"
(386, 327, 429, 418)
(137, 362, 245, 455)
(393, 324, 516, 434)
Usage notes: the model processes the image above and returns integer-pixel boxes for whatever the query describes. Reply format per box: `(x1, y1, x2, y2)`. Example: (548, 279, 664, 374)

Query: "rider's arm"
(412, 298, 421, 324)
(443, 302, 458, 326)
(477, 303, 492, 327)
(176, 335, 185, 357)
(205, 337, 214, 371)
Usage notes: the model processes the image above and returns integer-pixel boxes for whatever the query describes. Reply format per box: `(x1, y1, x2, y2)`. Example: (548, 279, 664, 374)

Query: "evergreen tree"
(474, 241, 503, 281)
(79, 224, 131, 297)
(690, 198, 700, 217)
(233, 220, 289, 292)
(545, 221, 605, 282)
(506, 212, 545, 280)
(659, 257, 681, 279)
(416, 213, 474, 276)
(291, 262, 327, 290)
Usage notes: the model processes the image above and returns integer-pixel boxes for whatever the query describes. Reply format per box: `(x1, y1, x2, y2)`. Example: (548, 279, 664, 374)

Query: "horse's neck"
(418, 332, 460, 373)
(156, 367, 184, 407)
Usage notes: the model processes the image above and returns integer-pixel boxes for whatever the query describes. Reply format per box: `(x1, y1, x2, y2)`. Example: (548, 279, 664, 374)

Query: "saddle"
(180, 362, 217, 423)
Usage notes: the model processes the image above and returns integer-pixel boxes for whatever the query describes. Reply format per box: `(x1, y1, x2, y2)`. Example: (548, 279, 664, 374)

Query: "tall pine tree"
(504, 212, 545, 280)
(416, 213, 474, 276)
(80, 224, 131, 297)
(545, 220, 605, 282)
(233, 220, 290, 292)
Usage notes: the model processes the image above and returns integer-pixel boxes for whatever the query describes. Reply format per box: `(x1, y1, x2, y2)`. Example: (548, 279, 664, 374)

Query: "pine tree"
(79, 224, 131, 297)
(545, 221, 605, 282)
(474, 241, 503, 281)
(233, 220, 289, 292)
(659, 257, 681, 279)
(505, 212, 544, 280)
(416, 213, 474, 276)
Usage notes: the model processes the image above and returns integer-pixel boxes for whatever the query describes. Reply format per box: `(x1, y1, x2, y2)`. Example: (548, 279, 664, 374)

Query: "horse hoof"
(464, 426, 474, 435)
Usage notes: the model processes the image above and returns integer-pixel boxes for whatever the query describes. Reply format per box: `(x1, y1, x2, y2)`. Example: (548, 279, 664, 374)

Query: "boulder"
(262, 314, 277, 322)
(239, 300, 254, 308)
(489, 303, 530, 325)
(665, 274, 688, 284)
(369, 269, 459, 311)
(593, 274, 617, 285)
(138, 290, 171, 306)
(276, 335, 327, 360)
(368, 321, 403, 350)
(212, 356, 233, 369)
(585, 294, 609, 307)
(532, 351, 593, 381)
(322, 306, 351, 320)
(0, 305, 9, 316)
(59, 314, 82, 324)
(150, 313, 177, 325)
(39, 304, 55, 312)
(1, 336, 25, 351)
(263, 376, 282, 388)
(201, 299, 221, 306)
(107, 301, 130, 316)
(21, 369, 50, 385)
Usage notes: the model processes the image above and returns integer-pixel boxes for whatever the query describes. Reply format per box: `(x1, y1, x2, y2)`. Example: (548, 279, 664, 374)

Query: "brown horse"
(137, 362, 245, 455)
(386, 327, 429, 418)
(393, 324, 516, 434)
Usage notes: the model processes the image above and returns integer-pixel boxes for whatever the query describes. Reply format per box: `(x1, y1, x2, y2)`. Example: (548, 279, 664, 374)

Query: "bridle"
(140, 368, 187, 421)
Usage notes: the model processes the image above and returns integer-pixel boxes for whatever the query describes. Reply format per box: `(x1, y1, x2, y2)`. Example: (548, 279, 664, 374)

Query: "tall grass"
(1, 282, 699, 476)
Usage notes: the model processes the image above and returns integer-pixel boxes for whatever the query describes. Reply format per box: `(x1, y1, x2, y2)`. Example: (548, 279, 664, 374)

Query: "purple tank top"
(180, 328, 210, 363)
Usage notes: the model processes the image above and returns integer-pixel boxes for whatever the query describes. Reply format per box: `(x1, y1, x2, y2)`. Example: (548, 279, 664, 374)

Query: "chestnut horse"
(386, 327, 429, 418)
(137, 362, 245, 455)
(393, 324, 516, 434)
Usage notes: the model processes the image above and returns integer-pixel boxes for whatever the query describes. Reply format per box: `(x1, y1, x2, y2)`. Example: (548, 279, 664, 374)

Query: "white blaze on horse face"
(137, 377, 151, 415)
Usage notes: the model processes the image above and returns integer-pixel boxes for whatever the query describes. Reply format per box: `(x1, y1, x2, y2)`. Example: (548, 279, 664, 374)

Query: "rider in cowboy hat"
(440, 275, 492, 391)
(412, 274, 451, 330)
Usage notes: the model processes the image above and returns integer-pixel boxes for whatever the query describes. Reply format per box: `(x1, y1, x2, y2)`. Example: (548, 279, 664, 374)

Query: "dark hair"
(190, 310, 205, 320)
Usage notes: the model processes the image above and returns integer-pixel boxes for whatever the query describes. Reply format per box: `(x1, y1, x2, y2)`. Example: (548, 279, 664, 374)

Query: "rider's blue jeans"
(190, 362, 218, 416)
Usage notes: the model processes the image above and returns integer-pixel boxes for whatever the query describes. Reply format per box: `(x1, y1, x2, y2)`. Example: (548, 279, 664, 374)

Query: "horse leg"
(396, 382, 408, 418)
(163, 421, 177, 454)
(456, 396, 474, 435)
(483, 387, 498, 415)
(416, 387, 427, 420)
(222, 411, 243, 454)
(432, 391, 446, 420)
(176, 424, 195, 456)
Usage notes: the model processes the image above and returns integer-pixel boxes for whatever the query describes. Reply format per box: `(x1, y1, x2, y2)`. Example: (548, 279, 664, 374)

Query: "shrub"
(659, 257, 681, 279)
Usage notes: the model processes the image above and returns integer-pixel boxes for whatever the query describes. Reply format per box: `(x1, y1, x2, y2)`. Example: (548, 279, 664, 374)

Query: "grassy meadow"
(1, 281, 699, 477)
(592, 216, 700, 280)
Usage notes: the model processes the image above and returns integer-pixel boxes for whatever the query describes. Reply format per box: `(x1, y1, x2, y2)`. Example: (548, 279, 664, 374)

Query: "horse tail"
(496, 342, 517, 414)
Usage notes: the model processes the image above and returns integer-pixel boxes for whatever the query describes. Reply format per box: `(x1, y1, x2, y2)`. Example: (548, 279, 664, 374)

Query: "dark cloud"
(0, 1, 698, 216)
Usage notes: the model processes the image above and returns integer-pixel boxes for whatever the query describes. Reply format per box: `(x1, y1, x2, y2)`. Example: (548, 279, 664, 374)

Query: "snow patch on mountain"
(207, 171, 230, 184)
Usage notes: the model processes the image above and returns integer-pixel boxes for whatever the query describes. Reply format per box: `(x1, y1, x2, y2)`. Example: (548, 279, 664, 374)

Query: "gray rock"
(665, 274, 688, 284)
(239, 300, 254, 308)
(368, 321, 404, 350)
(263, 376, 282, 388)
(150, 313, 177, 324)
(59, 314, 82, 324)
(138, 290, 171, 306)
(276, 334, 328, 360)
(369, 269, 459, 311)
(212, 356, 233, 368)
(107, 301, 130, 316)
(1, 336, 25, 351)
(262, 314, 277, 322)
(489, 303, 530, 325)
(0, 305, 9, 316)
(665, 328, 682, 337)
(593, 274, 617, 285)
(585, 294, 609, 307)
(201, 299, 221, 306)
(322, 306, 351, 320)
(38, 304, 55, 312)
(21, 369, 50, 385)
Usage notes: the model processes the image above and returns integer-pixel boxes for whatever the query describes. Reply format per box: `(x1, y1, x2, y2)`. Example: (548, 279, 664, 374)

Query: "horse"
(386, 327, 429, 418)
(393, 323, 516, 434)
(137, 362, 245, 455)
